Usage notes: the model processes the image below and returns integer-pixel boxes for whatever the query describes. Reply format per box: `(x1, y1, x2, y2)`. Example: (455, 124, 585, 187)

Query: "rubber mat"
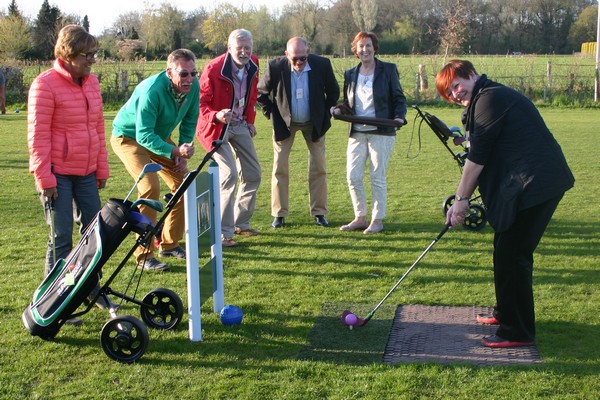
(383, 304, 541, 366)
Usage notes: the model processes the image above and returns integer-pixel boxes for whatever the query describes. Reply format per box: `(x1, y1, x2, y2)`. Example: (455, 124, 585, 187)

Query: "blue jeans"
(38, 173, 101, 275)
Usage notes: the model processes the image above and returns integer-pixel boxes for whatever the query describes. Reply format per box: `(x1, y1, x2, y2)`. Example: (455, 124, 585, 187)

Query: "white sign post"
(184, 162, 224, 342)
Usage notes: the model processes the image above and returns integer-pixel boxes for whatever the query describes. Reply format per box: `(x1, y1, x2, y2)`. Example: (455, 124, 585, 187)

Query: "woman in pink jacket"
(27, 25, 109, 320)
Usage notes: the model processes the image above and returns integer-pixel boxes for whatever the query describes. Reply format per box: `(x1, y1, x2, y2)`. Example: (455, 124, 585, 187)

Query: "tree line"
(0, 0, 598, 61)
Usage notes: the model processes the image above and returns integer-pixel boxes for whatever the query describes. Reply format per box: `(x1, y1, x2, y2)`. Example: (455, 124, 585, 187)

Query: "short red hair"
(436, 60, 478, 102)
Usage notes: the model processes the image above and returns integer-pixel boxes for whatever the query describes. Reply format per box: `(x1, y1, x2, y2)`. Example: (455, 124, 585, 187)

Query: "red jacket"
(28, 59, 109, 189)
(196, 52, 259, 151)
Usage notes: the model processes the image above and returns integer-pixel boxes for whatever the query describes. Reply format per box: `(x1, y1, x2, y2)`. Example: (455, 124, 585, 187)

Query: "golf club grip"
(437, 224, 451, 239)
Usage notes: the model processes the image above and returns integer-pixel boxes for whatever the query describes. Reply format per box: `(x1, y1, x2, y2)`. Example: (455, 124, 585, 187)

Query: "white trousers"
(346, 133, 396, 220)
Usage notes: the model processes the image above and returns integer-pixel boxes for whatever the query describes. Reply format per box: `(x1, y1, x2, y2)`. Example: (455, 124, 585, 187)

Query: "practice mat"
(383, 305, 541, 366)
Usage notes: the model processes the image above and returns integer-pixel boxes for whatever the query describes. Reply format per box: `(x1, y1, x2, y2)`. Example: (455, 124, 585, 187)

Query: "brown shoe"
(234, 228, 260, 236)
(222, 238, 239, 247)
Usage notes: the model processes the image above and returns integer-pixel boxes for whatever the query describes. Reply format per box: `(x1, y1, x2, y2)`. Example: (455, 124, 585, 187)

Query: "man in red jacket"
(196, 29, 261, 247)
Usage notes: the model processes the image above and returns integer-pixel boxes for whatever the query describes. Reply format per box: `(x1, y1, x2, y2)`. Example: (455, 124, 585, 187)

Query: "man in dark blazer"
(257, 37, 340, 229)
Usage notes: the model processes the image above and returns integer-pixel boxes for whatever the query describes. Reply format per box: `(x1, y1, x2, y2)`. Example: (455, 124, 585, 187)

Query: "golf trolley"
(412, 105, 487, 231)
(23, 142, 222, 363)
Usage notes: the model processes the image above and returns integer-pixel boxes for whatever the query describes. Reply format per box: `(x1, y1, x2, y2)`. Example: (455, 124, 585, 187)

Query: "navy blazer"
(342, 58, 407, 135)
(257, 54, 340, 141)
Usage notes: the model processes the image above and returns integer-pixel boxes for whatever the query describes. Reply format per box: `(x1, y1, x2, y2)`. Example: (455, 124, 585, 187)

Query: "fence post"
(546, 61, 552, 94)
(418, 64, 428, 91)
(414, 73, 420, 103)
(120, 70, 129, 100)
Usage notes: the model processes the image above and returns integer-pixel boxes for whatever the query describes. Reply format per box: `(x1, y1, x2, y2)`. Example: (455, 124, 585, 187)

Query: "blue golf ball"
(220, 304, 243, 325)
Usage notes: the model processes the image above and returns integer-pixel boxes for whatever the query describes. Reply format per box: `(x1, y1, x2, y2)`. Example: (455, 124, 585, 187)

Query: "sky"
(1, 0, 286, 35)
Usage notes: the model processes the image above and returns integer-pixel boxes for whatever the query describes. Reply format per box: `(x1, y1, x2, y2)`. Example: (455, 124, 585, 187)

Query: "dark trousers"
(492, 194, 563, 342)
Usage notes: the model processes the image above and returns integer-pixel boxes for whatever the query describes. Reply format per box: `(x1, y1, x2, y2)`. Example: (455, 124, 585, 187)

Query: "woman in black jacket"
(436, 60, 574, 348)
(332, 32, 406, 234)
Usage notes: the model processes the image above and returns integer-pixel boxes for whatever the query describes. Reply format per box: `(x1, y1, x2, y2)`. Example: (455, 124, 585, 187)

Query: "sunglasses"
(291, 56, 307, 63)
(173, 69, 198, 78)
(79, 51, 98, 61)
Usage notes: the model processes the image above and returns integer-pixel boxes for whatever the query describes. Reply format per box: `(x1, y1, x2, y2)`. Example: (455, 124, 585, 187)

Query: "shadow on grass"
(297, 302, 396, 365)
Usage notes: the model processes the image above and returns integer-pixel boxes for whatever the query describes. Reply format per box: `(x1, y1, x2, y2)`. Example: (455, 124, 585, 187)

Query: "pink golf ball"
(344, 313, 358, 326)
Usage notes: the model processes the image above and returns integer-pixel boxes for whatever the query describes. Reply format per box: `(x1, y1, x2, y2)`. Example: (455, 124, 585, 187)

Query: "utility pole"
(595, 0, 599, 101)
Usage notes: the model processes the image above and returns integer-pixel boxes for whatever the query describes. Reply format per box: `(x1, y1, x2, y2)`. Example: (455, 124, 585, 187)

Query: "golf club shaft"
(46, 198, 56, 267)
(123, 163, 162, 204)
(368, 224, 451, 316)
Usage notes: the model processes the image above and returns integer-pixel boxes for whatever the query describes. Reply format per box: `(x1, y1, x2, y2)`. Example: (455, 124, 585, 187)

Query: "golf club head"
(340, 310, 351, 324)
(131, 198, 164, 212)
(143, 163, 163, 174)
(340, 309, 370, 328)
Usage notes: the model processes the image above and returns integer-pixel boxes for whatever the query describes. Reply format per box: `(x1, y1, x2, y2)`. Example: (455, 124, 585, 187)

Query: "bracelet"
(455, 194, 469, 202)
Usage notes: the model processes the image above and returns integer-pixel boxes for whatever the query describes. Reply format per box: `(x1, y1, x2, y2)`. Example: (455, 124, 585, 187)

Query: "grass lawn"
(0, 106, 598, 399)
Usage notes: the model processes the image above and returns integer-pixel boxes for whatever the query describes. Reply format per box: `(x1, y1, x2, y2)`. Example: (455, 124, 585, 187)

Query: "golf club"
(131, 198, 164, 212)
(123, 163, 163, 203)
(341, 224, 451, 328)
(45, 197, 56, 272)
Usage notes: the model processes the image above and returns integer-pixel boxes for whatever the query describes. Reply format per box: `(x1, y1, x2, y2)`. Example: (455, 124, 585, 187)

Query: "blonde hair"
(54, 24, 98, 60)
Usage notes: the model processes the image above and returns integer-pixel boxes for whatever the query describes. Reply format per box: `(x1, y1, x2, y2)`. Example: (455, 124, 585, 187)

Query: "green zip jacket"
(112, 71, 199, 158)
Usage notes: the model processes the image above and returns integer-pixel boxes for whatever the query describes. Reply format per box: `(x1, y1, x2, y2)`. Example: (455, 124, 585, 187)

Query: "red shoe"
(482, 335, 534, 348)
(476, 313, 500, 325)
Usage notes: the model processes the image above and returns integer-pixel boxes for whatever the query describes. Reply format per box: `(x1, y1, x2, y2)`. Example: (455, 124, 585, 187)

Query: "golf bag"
(22, 199, 150, 340)
(412, 105, 487, 231)
(22, 141, 222, 363)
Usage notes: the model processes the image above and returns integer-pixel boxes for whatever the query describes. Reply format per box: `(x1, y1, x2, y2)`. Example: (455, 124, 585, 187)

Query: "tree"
(437, 0, 471, 56)
(568, 5, 598, 50)
(82, 15, 90, 32)
(283, 0, 324, 46)
(31, 0, 61, 60)
(322, 0, 356, 56)
(8, 0, 22, 18)
(112, 11, 143, 39)
(0, 15, 30, 59)
(200, 4, 242, 53)
(140, 3, 186, 59)
(351, 0, 378, 31)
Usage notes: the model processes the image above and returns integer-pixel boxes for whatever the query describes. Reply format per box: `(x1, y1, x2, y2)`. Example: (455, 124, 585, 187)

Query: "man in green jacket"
(112, 48, 199, 271)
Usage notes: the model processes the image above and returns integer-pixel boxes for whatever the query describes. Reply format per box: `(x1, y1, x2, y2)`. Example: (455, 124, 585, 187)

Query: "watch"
(455, 194, 469, 202)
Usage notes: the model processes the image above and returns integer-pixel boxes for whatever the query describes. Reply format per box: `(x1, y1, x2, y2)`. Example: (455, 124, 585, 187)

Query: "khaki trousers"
(212, 122, 262, 238)
(272, 122, 328, 217)
(111, 136, 185, 262)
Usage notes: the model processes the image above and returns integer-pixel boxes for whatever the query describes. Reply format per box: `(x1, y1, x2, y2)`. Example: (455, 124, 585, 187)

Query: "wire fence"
(2, 54, 598, 109)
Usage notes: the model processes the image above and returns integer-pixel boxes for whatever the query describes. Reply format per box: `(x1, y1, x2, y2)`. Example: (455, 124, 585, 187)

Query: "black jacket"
(342, 58, 407, 135)
(257, 54, 340, 142)
(464, 75, 575, 231)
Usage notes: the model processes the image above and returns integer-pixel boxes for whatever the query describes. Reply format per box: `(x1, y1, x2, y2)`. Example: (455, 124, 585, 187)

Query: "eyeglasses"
(79, 51, 98, 61)
(291, 56, 307, 63)
(173, 69, 198, 78)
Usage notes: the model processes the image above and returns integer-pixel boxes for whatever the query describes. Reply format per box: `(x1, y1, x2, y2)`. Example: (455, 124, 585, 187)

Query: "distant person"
(257, 36, 340, 229)
(196, 29, 261, 247)
(112, 48, 198, 271)
(0, 67, 6, 114)
(27, 24, 110, 324)
(436, 59, 574, 348)
(331, 31, 407, 234)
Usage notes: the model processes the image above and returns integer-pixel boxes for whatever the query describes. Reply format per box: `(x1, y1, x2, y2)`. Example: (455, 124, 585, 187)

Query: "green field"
(4, 54, 599, 109)
(0, 106, 599, 399)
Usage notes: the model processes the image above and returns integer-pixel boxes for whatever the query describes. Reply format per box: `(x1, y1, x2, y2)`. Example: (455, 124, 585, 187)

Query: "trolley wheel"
(464, 204, 487, 231)
(140, 288, 183, 330)
(442, 194, 455, 216)
(100, 315, 148, 364)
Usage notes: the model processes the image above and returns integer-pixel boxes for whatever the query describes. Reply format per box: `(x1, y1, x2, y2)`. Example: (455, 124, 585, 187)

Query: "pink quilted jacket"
(27, 59, 109, 189)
